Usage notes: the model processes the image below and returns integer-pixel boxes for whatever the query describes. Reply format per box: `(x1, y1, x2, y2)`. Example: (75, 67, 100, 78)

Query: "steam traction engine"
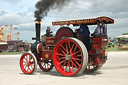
(20, 16, 114, 76)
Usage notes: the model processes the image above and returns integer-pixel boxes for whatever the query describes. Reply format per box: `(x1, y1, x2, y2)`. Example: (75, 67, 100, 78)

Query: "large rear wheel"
(20, 53, 37, 74)
(53, 38, 88, 76)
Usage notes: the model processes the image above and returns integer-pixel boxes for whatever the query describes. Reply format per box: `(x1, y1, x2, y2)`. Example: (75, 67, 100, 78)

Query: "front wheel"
(53, 38, 88, 76)
(20, 53, 37, 74)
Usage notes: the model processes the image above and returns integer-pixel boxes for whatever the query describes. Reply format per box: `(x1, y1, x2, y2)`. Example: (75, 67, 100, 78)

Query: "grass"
(106, 46, 128, 52)
(0, 51, 27, 55)
(0, 46, 128, 55)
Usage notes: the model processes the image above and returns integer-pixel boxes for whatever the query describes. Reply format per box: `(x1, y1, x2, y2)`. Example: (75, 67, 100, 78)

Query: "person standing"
(78, 24, 91, 51)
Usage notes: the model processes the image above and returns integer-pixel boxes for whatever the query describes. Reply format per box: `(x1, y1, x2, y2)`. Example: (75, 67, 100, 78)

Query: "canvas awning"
(117, 35, 128, 38)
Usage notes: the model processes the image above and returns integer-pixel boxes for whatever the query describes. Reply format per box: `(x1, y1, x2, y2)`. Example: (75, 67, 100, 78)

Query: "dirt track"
(0, 51, 128, 85)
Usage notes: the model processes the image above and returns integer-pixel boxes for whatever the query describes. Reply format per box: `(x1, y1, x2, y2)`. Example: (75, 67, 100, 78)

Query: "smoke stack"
(32, 20, 41, 43)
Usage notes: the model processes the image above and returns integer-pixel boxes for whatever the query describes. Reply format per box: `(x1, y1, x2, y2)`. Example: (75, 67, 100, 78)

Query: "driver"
(92, 21, 107, 36)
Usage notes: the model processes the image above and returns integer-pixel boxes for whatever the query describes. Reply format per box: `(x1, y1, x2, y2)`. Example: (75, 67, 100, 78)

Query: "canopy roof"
(52, 16, 114, 26)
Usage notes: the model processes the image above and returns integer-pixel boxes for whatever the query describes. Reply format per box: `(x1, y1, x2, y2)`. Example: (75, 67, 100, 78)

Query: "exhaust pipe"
(31, 20, 41, 52)
(32, 20, 41, 43)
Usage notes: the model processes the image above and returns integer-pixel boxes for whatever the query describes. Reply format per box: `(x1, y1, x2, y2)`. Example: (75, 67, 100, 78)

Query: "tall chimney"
(32, 20, 41, 43)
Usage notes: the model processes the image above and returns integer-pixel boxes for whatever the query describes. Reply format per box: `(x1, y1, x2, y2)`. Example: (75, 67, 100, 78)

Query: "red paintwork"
(42, 51, 53, 60)
(88, 37, 108, 65)
(46, 37, 55, 46)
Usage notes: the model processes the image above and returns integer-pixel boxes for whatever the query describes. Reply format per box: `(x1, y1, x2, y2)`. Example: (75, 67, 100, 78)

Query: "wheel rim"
(39, 60, 53, 72)
(20, 53, 36, 74)
(53, 38, 86, 76)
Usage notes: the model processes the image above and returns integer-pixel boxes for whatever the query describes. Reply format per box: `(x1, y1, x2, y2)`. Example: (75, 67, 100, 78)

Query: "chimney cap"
(35, 20, 42, 24)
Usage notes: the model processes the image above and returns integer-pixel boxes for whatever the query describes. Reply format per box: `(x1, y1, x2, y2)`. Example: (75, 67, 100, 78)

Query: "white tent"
(117, 35, 128, 38)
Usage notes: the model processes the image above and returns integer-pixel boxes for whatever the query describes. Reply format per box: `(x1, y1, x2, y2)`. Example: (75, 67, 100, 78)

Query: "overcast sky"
(0, 0, 128, 42)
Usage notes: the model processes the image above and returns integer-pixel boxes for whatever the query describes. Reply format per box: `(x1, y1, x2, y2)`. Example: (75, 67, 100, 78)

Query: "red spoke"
(64, 62, 68, 72)
(74, 54, 82, 57)
(72, 63, 74, 72)
(71, 60, 78, 69)
(68, 41, 71, 50)
(72, 57, 82, 61)
(56, 53, 65, 56)
(62, 61, 66, 68)
(60, 49, 66, 55)
(72, 50, 81, 56)
(73, 45, 78, 52)
(70, 43, 75, 52)
(59, 57, 65, 60)
(69, 62, 71, 73)
(60, 45, 67, 53)
(59, 60, 66, 65)
(66, 42, 68, 53)
(73, 59, 80, 67)
(24, 65, 27, 70)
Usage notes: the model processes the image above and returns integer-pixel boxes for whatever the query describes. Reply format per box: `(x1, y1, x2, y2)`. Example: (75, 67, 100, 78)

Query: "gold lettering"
(90, 19, 94, 22)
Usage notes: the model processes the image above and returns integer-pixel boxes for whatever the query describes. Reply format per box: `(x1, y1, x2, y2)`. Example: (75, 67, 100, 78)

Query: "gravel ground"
(0, 51, 128, 85)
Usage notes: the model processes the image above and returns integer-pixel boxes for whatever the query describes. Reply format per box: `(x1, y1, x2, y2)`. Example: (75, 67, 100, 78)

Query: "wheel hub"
(26, 62, 29, 66)
(26, 61, 32, 66)
(65, 54, 72, 61)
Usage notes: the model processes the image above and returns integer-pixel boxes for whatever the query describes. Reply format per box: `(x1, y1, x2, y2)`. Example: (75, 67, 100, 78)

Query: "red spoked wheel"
(39, 60, 53, 72)
(20, 53, 37, 74)
(53, 38, 88, 76)
(84, 64, 103, 73)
